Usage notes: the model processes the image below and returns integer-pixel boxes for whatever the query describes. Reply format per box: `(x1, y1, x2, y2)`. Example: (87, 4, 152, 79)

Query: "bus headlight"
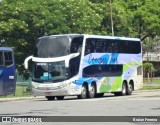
(32, 84, 39, 89)
(59, 83, 68, 88)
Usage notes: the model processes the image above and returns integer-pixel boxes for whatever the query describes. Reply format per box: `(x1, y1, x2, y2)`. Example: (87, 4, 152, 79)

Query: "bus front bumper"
(32, 84, 81, 97)
(32, 86, 70, 97)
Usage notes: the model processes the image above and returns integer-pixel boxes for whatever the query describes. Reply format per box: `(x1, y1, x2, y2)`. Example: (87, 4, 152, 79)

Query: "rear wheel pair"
(77, 84, 96, 99)
(114, 82, 133, 96)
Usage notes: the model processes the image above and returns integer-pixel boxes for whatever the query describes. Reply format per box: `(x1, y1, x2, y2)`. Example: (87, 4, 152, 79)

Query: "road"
(0, 90, 160, 125)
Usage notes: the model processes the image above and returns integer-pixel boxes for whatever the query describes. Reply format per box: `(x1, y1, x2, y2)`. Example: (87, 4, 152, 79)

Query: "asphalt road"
(0, 90, 160, 125)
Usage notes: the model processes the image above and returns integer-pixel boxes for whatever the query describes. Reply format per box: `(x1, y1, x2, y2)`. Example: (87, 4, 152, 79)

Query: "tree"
(143, 62, 155, 78)
(92, 0, 160, 40)
(0, 0, 159, 78)
(122, 0, 160, 40)
(0, 0, 104, 78)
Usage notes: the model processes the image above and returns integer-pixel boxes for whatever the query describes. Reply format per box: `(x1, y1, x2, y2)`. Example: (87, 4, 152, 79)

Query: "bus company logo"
(2, 117, 11, 122)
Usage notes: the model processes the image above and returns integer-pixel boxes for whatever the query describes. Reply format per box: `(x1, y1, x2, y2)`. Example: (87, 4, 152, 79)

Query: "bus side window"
(4, 52, 13, 66)
(70, 37, 83, 53)
(69, 56, 80, 77)
(0, 52, 3, 66)
(78, 45, 82, 53)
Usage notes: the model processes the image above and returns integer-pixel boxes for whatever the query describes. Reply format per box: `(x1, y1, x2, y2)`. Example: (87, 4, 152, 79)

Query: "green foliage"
(0, 0, 104, 79)
(141, 86, 160, 90)
(0, 0, 159, 78)
(123, 0, 160, 39)
(143, 62, 155, 73)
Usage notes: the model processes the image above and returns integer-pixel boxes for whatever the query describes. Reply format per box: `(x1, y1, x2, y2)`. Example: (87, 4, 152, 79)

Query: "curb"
(144, 83, 160, 86)
(0, 89, 160, 102)
(0, 96, 44, 102)
(135, 89, 160, 93)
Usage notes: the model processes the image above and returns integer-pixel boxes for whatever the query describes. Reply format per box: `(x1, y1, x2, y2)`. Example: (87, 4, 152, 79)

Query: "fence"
(16, 75, 32, 96)
(0, 74, 32, 98)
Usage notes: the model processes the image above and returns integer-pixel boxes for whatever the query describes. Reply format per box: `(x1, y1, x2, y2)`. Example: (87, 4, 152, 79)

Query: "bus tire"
(77, 84, 87, 99)
(46, 96, 55, 101)
(88, 84, 96, 98)
(114, 82, 127, 96)
(121, 82, 127, 96)
(126, 83, 133, 95)
(56, 96, 64, 100)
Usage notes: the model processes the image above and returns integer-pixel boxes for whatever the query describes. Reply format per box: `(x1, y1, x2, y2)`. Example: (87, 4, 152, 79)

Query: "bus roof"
(38, 34, 82, 39)
(0, 47, 13, 51)
(39, 34, 140, 41)
(84, 34, 140, 41)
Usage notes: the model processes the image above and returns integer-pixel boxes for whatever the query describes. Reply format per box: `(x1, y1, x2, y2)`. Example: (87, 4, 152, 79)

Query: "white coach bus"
(24, 34, 143, 100)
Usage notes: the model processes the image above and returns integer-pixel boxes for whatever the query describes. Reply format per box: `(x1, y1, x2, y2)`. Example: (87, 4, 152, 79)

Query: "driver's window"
(70, 37, 83, 53)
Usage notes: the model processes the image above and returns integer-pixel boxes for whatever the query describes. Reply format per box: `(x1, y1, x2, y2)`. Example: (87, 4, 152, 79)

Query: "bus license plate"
(45, 92, 52, 96)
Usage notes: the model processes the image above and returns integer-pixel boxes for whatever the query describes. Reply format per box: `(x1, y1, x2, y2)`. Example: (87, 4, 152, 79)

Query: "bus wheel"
(121, 82, 127, 96)
(126, 83, 133, 95)
(46, 96, 55, 101)
(56, 96, 64, 100)
(88, 84, 96, 98)
(77, 84, 87, 99)
(114, 82, 127, 96)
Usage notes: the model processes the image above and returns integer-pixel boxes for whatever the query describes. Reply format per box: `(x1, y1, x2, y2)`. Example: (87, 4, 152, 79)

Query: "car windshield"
(33, 61, 67, 83)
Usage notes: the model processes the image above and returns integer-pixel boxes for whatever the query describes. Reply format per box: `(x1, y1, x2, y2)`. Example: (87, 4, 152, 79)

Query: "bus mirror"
(24, 55, 33, 69)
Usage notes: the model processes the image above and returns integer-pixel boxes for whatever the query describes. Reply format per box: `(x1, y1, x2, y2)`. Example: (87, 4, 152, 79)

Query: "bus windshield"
(33, 36, 70, 58)
(33, 61, 67, 83)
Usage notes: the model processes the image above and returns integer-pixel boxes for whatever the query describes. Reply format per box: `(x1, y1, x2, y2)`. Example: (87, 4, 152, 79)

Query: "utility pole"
(109, 0, 114, 36)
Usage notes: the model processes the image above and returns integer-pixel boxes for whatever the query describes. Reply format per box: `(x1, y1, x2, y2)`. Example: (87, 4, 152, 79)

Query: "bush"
(143, 62, 155, 77)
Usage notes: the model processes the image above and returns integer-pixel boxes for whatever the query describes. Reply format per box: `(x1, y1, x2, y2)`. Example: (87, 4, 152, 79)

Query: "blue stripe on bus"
(0, 70, 3, 76)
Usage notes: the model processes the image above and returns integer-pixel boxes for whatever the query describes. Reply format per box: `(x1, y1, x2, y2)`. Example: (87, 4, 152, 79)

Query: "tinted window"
(4, 52, 13, 66)
(83, 64, 123, 77)
(70, 37, 83, 53)
(0, 52, 3, 66)
(85, 38, 141, 55)
(68, 36, 83, 77)
(137, 66, 142, 75)
(69, 55, 81, 77)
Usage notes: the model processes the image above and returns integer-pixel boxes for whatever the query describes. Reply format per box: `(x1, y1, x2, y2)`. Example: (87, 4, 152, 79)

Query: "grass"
(143, 78, 160, 83)
(0, 85, 31, 98)
(140, 86, 160, 90)
(142, 78, 160, 90)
